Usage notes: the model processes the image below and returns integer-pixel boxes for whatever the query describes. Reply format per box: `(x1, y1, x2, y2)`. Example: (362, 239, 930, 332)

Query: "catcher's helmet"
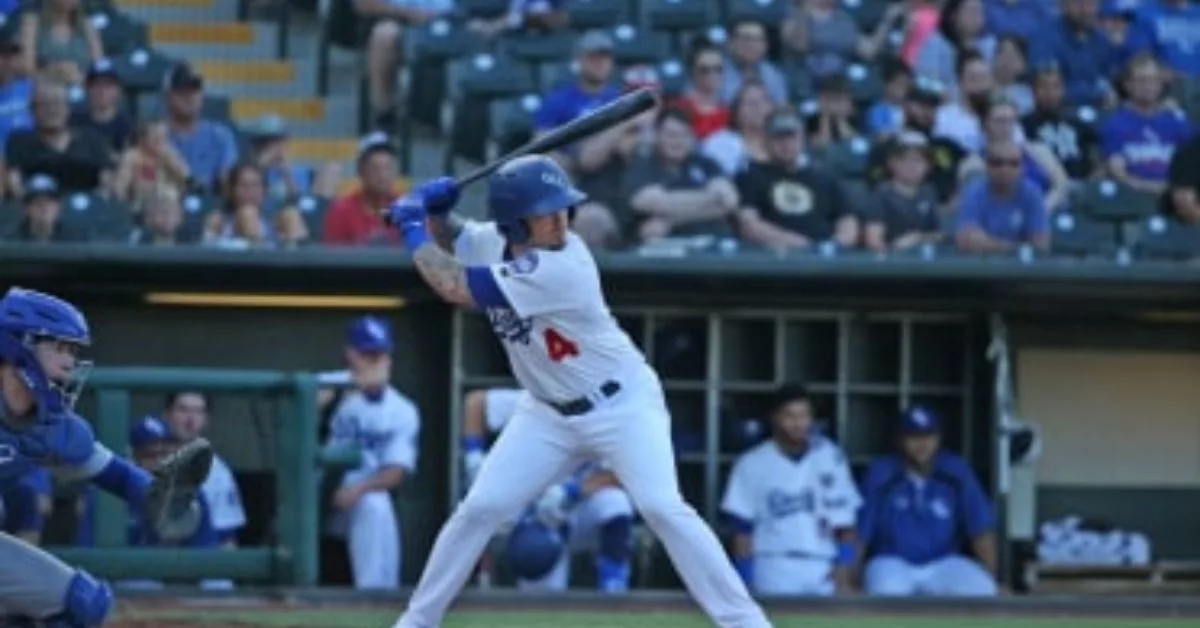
(505, 516, 564, 580)
(488, 155, 586, 244)
(0, 287, 92, 422)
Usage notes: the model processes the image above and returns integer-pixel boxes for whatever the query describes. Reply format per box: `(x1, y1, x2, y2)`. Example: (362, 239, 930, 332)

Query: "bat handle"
(454, 164, 497, 188)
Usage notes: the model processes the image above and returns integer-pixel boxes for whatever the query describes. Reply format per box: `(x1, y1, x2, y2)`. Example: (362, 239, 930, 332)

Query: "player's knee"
(50, 570, 113, 627)
(630, 492, 692, 531)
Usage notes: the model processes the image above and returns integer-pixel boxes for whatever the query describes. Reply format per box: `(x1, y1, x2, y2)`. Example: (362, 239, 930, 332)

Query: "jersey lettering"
(544, 328, 580, 362)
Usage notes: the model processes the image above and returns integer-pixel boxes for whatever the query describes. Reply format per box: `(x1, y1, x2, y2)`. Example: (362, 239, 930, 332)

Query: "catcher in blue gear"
(0, 287, 214, 627)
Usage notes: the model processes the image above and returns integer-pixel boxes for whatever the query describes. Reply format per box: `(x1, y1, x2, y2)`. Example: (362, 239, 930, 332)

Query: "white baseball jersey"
(327, 387, 421, 486)
(456, 222, 644, 401)
(721, 435, 861, 558)
(200, 454, 245, 534)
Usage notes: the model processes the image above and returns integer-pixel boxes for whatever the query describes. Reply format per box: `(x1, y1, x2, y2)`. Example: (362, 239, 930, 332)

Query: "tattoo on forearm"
(413, 242, 471, 304)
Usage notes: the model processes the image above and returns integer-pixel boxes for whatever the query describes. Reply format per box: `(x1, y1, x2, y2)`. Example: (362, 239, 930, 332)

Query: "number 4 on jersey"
(544, 328, 580, 362)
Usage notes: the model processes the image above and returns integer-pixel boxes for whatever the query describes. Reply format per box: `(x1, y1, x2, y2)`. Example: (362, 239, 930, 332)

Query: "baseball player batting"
(464, 388, 635, 592)
(721, 385, 861, 596)
(386, 157, 772, 628)
(0, 287, 213, 627)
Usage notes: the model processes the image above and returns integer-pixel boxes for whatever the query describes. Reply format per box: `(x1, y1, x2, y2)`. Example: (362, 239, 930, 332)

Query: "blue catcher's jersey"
(0, 392, 99, 494)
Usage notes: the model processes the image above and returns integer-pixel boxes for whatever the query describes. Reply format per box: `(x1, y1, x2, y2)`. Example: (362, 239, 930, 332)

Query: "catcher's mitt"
(145, 437, 215, 542)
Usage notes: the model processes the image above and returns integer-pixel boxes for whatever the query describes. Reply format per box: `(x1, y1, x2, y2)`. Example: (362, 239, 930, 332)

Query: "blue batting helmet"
(488, 155, 586, 244)
(0, 287, 92, 422)
(505, 516, 565, 580)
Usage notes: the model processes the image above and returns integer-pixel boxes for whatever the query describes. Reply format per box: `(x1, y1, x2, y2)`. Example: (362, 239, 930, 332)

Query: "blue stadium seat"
(59, 193, 133, 243)
(565, 0, 631, 30)
(537, 60, 576, 91)
(606, 24, 671, 65)
(845, 62, 883, 105)
(489, 94, 543, 158)
(456, 0, 510, 18)
(502, 32, 577, 65)
(726, 0, 787, 26)
(447, 54, 538, 166)
(1049, 212, 1118, 257)
(293, 195, 330, 237)
(654, 58, 687, 97)
(1133, 215, 1200, 261)
(644, 0, 719, 32)
(406, 19, 489, 63)
(1076, 178, 1159, 223)
(0, 199, 21, 239)
(89, 10, 149, 55)
(179, 192, 218, 241)
(111, 47, 176, 94)
(817, 136, 873, 180)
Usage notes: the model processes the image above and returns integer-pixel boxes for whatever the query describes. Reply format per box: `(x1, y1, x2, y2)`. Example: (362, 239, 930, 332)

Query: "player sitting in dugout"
(856, 406, 999, 596)
(721, 385, 862, 596)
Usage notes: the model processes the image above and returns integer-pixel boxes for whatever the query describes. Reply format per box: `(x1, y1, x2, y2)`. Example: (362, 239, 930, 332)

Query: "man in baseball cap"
(345, 315, 394, 393)
(73, 58, 133, 151)
(163, 61, 238, 193)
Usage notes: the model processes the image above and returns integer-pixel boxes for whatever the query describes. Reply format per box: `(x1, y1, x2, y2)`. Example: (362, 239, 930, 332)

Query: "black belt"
(547, 380, 621, 416)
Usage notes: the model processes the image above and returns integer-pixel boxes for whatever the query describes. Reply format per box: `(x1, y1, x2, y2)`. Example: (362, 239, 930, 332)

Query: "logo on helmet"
(540, 172, 568, 189)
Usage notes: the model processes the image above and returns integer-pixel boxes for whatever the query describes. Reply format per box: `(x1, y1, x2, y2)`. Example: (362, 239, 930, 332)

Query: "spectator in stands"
(985, 0, 1052, 40)
(113, 118, 192, 204)
(570, 109, 654, 250)
(467, 0, 567, 39)
(898, 0, 942, 66)
(357, 0, 454, 131)
(735, 108, 859, 251)
(202, 162, 279, 249)
(992, 37, 1033, 115)
(1131, 0, 1200, 78)
(5, 173, 84, 242)
(623, 108, 739, 244)
(959, 96, 1070, 211)
(70, 58, 132, 153)
(0, 34, 33, 162)
(4, 79, 111, 195)
(17, 0, 102, 86)
(536, 31, 621, 133)
(866, 59, 914, 138)
(868, 78, 967, 206)
(780, 0, 904, 79)
(803, 75, 862, 151)
(0, 468, 52, 545)
(934, 50, 997, 152)
(242, 114, 340, 204)
(720, 19, 787, 105)
(1098, 0, 1144, 72)
(165, 62, 238, 194)
(1022, 64, 1103, 182)
(863, 132, 942, 253)
(275, 205, 311, 249)
(703, 80, 778, 176)
(915, 0, 997, 95)
(954, 140, 1050, 253)
(857, 406, 999, 597)
(162, 390, 247, 552)
(672, 38, 729, 141)
(323, 133, 402, 246)
(1029, 0, 1119, 107)
(1101, 54, 1195, 195)
(1166, 132, 1200, 224)
(129, 184, 187, 246)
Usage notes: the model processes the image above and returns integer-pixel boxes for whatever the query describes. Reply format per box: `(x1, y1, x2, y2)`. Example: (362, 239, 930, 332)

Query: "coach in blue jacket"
(857, 406, 999, 596)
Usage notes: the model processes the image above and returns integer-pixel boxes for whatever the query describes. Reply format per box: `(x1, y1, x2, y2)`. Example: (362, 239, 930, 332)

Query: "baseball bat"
(454, 87, 659, 187)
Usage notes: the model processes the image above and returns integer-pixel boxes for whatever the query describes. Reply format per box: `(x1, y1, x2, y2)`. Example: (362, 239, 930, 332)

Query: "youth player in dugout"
(720, 385, 862, 596)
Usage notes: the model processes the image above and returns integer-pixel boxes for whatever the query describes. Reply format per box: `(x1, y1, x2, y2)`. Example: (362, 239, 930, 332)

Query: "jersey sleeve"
(820, 445, 862, 529)
(952, 458, 995, 538)
(470, 241, 597, 318)
(720, 456, 757, 526)
(57, 440, 115, 481)
(484, 388, 524, 432)
(379, 396, 421, 473)
(201, 456, 246, 533)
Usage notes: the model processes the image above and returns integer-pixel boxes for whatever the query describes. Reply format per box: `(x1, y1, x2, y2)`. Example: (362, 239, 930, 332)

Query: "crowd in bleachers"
(1, 0, 1199, 259)
(338, 0, 1200, 258)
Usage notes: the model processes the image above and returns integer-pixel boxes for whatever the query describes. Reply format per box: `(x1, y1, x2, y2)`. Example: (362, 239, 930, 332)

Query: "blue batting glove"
(415, 176, 460, 216)
(388, 194, 431, 250)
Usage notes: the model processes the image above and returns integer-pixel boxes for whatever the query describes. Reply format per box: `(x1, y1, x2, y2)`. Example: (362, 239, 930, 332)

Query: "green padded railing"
(44, 367, 324, 586)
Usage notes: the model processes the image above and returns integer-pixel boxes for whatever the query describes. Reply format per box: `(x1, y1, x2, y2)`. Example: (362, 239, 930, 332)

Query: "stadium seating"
(1076, 179, 1160, 224)
(565, 0, 632, 31)
(1049, 212, 1119, 258)
(1134, 215, 1200, 261)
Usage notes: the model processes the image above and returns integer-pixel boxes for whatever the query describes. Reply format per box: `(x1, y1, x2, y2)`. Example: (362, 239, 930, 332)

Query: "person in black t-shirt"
(735, 107, 858, 250)
(5, 80, 112, 196)
(69, 59, 133, 153)
(5, 174, 86, 243)
(862, 131, 942, 252)
(865, 78, 965, 205)
(1020, 65, 1101, 181)
(1165, 133, 1200, 225)
(623, 107, 740, 244)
